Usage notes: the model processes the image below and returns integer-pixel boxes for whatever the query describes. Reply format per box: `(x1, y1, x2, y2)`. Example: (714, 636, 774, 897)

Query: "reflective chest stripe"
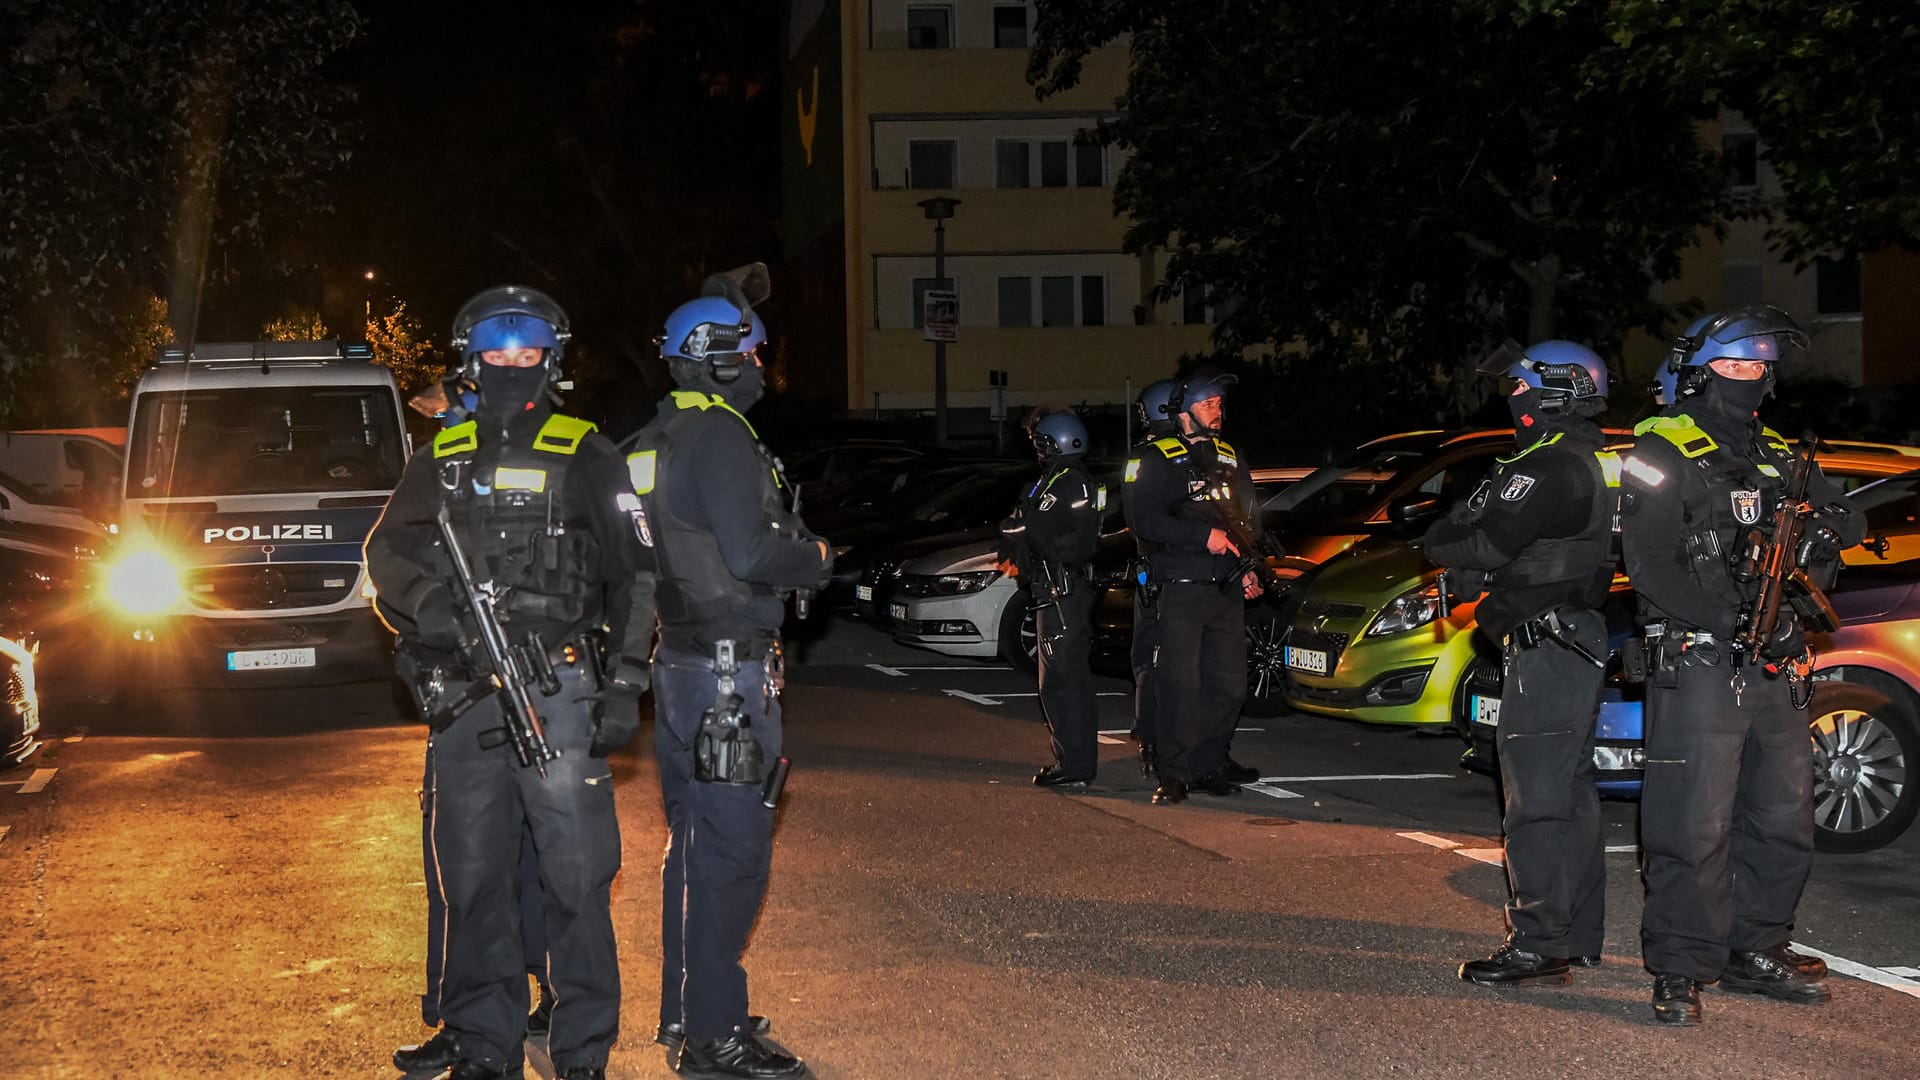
(627, 450, 658, 494)
(1594, 450, 1622, 489)
(495, 467, 547, 492)
(1124, 459, 1142, 482)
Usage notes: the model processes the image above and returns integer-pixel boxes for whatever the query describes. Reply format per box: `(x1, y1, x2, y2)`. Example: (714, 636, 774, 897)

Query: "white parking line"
(0, 824, 9, 845)
(1789, 944, 1920, 1001)
(866, 663, 1011, 676)
(1097, 727, 1267, 735)
(943, 690, 1002, 705)
(1397, 831, 1463, 850)
(3, 768, 56, 794)
(1884, 966, 1920, 979)
(1257, 773, 1453, 783)
(1456, 848, 1506, 866)
(943, 690, 1128, 706)
(1244, 783, 1303, 799)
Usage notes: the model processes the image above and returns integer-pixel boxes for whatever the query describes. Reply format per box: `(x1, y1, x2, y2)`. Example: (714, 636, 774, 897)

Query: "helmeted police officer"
(1125, 379, 1180, 774)
(1124, 372, 1264, 805)
(1421, 340, 1618, 987)
(625, 276, 828, 1079)
(367, 285, 655, 1080)
(1622, 305, 1860, 1025)
(1001, 407, 1104, 787)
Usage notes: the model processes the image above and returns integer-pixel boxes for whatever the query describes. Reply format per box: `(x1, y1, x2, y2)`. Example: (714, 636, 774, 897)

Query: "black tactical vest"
(1633, 414, 1792, 617)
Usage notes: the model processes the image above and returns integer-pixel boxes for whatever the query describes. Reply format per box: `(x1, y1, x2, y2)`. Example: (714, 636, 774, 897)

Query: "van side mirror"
(1390, 496, 1442, 529)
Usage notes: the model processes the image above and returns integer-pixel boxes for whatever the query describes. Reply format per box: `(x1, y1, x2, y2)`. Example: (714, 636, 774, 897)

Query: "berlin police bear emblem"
(1731, 489, 1762, 525)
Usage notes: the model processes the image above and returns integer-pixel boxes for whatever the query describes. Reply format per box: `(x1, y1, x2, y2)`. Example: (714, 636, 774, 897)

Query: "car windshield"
(127, 386, 405, 498)
(1850, 471, 1920, 533)
(907, 469, 1023, 524)
(1266, 437, 1447, 529)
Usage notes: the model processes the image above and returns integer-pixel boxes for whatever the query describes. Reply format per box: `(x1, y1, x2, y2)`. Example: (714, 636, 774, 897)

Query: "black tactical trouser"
(1640, 646, 1812, 982)
(422, 743, 547, 1027)
(1037, 583, 1098, 778)
(431, 663, 622, 1073)
(1130, 589, 1161, 750)
(1151, 582, 1247, 781)
(653, 643, 783, 1040)
(1496, 610, 1607, 959)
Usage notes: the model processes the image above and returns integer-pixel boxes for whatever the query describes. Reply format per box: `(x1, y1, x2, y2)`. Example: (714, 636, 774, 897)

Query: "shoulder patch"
(1500, 474, 1537, 502)
(1153, 436, 1188, 459)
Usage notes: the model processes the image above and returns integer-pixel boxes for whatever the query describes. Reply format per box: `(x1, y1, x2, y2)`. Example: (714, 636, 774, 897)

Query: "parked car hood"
(902, 536, 1000, 577)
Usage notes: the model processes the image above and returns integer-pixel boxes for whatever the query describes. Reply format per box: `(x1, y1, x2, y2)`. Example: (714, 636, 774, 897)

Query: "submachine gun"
(421, 502, 564, 776)
(1208, 487, 1288, 600)
(1731, 432, 1842, 664)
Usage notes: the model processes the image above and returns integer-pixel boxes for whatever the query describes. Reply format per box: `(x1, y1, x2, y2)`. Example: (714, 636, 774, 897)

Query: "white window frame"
(905, 4, 954, 50)
(906, 138, 959, 190)
(992, 3, 1031, 49)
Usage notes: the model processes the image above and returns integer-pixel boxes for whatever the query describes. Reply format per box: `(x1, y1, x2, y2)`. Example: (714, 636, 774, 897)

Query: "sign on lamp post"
(922, 290, 958, 344)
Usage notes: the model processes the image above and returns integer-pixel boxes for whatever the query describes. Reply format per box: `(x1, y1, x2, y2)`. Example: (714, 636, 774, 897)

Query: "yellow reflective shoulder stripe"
(1594, 450, 1622, 489)
(1760, 426, 1792, 453)
(433, 421, 478, 458)
(1213, 438, 1238, 464)
(533, 413, 596, 455)
(1637, 414, 1717, 458)
(672, 390, 763, 439)
(1152, 436, 1187, 459)
(627, 450, 657, 494)
(1497, 430, 1563, 464)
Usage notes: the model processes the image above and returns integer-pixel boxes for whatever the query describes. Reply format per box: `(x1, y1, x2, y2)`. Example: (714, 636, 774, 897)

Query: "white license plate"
(227, 647, 316, 671)
(855, 585, 873, 602)
(1285, 646, 1329, 675)
(888, 602, 908, 621)
(1473, 694, 1502, 727)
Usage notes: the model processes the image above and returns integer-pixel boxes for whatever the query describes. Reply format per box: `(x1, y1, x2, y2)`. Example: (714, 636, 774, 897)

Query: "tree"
(1029, 1, 1726, 435)
(1608, 1, 1920, 261)
(365, 301, 445, 396)
(0, 0, 361, 420)
(260, 308, 331, 342)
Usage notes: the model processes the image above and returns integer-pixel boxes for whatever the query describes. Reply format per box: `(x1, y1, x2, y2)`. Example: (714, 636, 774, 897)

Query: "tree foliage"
(1607, 1, 1920, 261)
(364, 301, 444, 396)
(260, 308, 331, 342)
(1030, 0, 1725, 439)
(0, 0, 360, 424)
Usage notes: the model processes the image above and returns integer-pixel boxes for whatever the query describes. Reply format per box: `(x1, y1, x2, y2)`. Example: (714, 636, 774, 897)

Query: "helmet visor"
(678, 320, 753, 361)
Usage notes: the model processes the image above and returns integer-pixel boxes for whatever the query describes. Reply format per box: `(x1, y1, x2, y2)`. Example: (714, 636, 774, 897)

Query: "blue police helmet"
(1135, 378, 1178, 429)
(659, 295, 766, 364)
(1029, 410, 1089, 457)
(1674, 304, 1807, 368)
(1170, 371, 1237, 415)
(1511, 339, 1608, 402)
(450, 285, 570, 373)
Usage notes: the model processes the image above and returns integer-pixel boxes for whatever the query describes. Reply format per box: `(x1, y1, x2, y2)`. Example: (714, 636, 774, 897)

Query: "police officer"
(393, 376, 556, 1077)
(1621, 305, 1860, 1025)
(1421, 340, 1617, 986)
(1125, 379, 1180, 774)
(1124, 372, 1263, 804)
(1001, 407, 1104, 787)
(368, 285, 654, 1080)
(626, 279, 829, 1079)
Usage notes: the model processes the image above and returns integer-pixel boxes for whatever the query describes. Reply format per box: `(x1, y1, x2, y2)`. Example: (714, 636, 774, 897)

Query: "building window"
(993, 5, 1028, 48)
(1724, 131, 1759, 190)
(1074, 141, 1104, 188)
(1040, 276, 1075, 327)
(906, 6, 953, 49)
(912, 277, 954, 329)
(998, 276, 1032, 327)
(995, 140, 1032, 189)
(908, 140, 956, 189)
(1816, 255, 1862, 316)
(1039, 141, 1069, 188)
(1080, 275, 1106, 326)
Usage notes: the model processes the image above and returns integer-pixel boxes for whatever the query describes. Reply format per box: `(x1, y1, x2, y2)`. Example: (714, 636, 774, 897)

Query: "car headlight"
(103, 547, 186, 616)
(1365, 579, 1444, 637)
(924, 570, 1001, 596)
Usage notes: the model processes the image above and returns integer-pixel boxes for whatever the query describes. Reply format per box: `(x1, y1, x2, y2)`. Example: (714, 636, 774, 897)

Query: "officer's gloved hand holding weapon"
(1730, 433, 1843, 707)
(1193, 479, 1287, 600)
(696, 640, 790, 809)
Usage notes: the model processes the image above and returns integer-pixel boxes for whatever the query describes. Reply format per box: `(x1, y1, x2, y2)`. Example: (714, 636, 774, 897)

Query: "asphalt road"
(1, 617, 1915, 1079)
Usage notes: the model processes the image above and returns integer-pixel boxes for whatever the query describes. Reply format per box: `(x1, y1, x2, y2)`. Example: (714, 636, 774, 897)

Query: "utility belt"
(1620, 624, 1729, 687)
(1027, 560, 1092, 605)
(1503, 605, 1604, 668)
(690, 637, 790, 809)
(658, 622, 782, 662)
(399, 629, 604, 733)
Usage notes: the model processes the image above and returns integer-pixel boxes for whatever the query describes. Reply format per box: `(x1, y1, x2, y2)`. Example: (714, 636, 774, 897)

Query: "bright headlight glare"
(1365, 580, 1443, 637)
(932, 570, 1001, 595)
(105, 547, 186, 616)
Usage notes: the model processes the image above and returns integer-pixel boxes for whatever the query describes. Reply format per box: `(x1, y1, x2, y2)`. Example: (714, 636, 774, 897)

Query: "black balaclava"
(1508, 388, 1565, 447)
(474, 361, 550, 423)
(672, 357, 763, 412)
(1691, 368, 1772, 444)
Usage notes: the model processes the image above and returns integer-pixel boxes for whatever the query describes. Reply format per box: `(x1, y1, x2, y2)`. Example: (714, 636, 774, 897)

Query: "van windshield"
(127, 387, 405, 498)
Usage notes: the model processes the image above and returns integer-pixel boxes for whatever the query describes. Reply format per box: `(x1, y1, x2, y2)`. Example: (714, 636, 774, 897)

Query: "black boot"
(1151, 777, 1187, 805)
(394, 1029, 460, 1073)
(1651, 973, 1702, 1026)
(675, 1034, 806, 1079)
(1032, 765, 1092, 788)
(1755, 942, 1828, 980)
(1719, 949, 1830, 1004)
(1189, 772, 1242, 796)
(526, 983, 554, 1037)
(1570, 954, 1603, 968)
(1458, 940, 1571, 986)
(428, 1062, 522, 1080)
(656, 1015, 770, 1054)
(1222, 757, 1260, 784)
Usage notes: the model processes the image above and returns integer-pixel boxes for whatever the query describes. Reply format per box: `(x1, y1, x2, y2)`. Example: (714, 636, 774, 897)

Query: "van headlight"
(1365, 580, 1444, 637)
(104, 547, 186, 616)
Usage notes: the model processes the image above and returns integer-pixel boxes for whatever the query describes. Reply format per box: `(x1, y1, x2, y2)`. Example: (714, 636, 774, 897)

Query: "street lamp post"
(917, 196, 960, 447)
(363, 269, 376, 323)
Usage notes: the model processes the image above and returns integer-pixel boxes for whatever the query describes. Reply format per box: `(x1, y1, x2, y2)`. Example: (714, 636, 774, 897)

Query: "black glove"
(413, 583, 464, 651)
(588, 682, 643, 758)
(1799, 518, 1845, 565)
(1763, 618, 1808, 661)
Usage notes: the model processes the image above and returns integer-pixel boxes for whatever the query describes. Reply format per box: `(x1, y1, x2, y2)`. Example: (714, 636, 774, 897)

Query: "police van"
(104, 340, 409, 689)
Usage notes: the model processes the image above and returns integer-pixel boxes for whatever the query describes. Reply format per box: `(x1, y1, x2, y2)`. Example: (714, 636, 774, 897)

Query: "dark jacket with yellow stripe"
(364, 404, 655, 685)
(1620, 412, 1861, 639)
(1124, 433, 1255, 584)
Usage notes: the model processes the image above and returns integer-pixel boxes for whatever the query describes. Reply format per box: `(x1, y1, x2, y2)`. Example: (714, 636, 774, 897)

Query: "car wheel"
(1810, 680, 1919, 853)
(998, 589, 1039, 675)
(1242, 601, 1291, 717)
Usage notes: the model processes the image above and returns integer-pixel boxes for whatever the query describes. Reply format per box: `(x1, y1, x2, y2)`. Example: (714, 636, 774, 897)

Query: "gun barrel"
(436, 504, 559, 772)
